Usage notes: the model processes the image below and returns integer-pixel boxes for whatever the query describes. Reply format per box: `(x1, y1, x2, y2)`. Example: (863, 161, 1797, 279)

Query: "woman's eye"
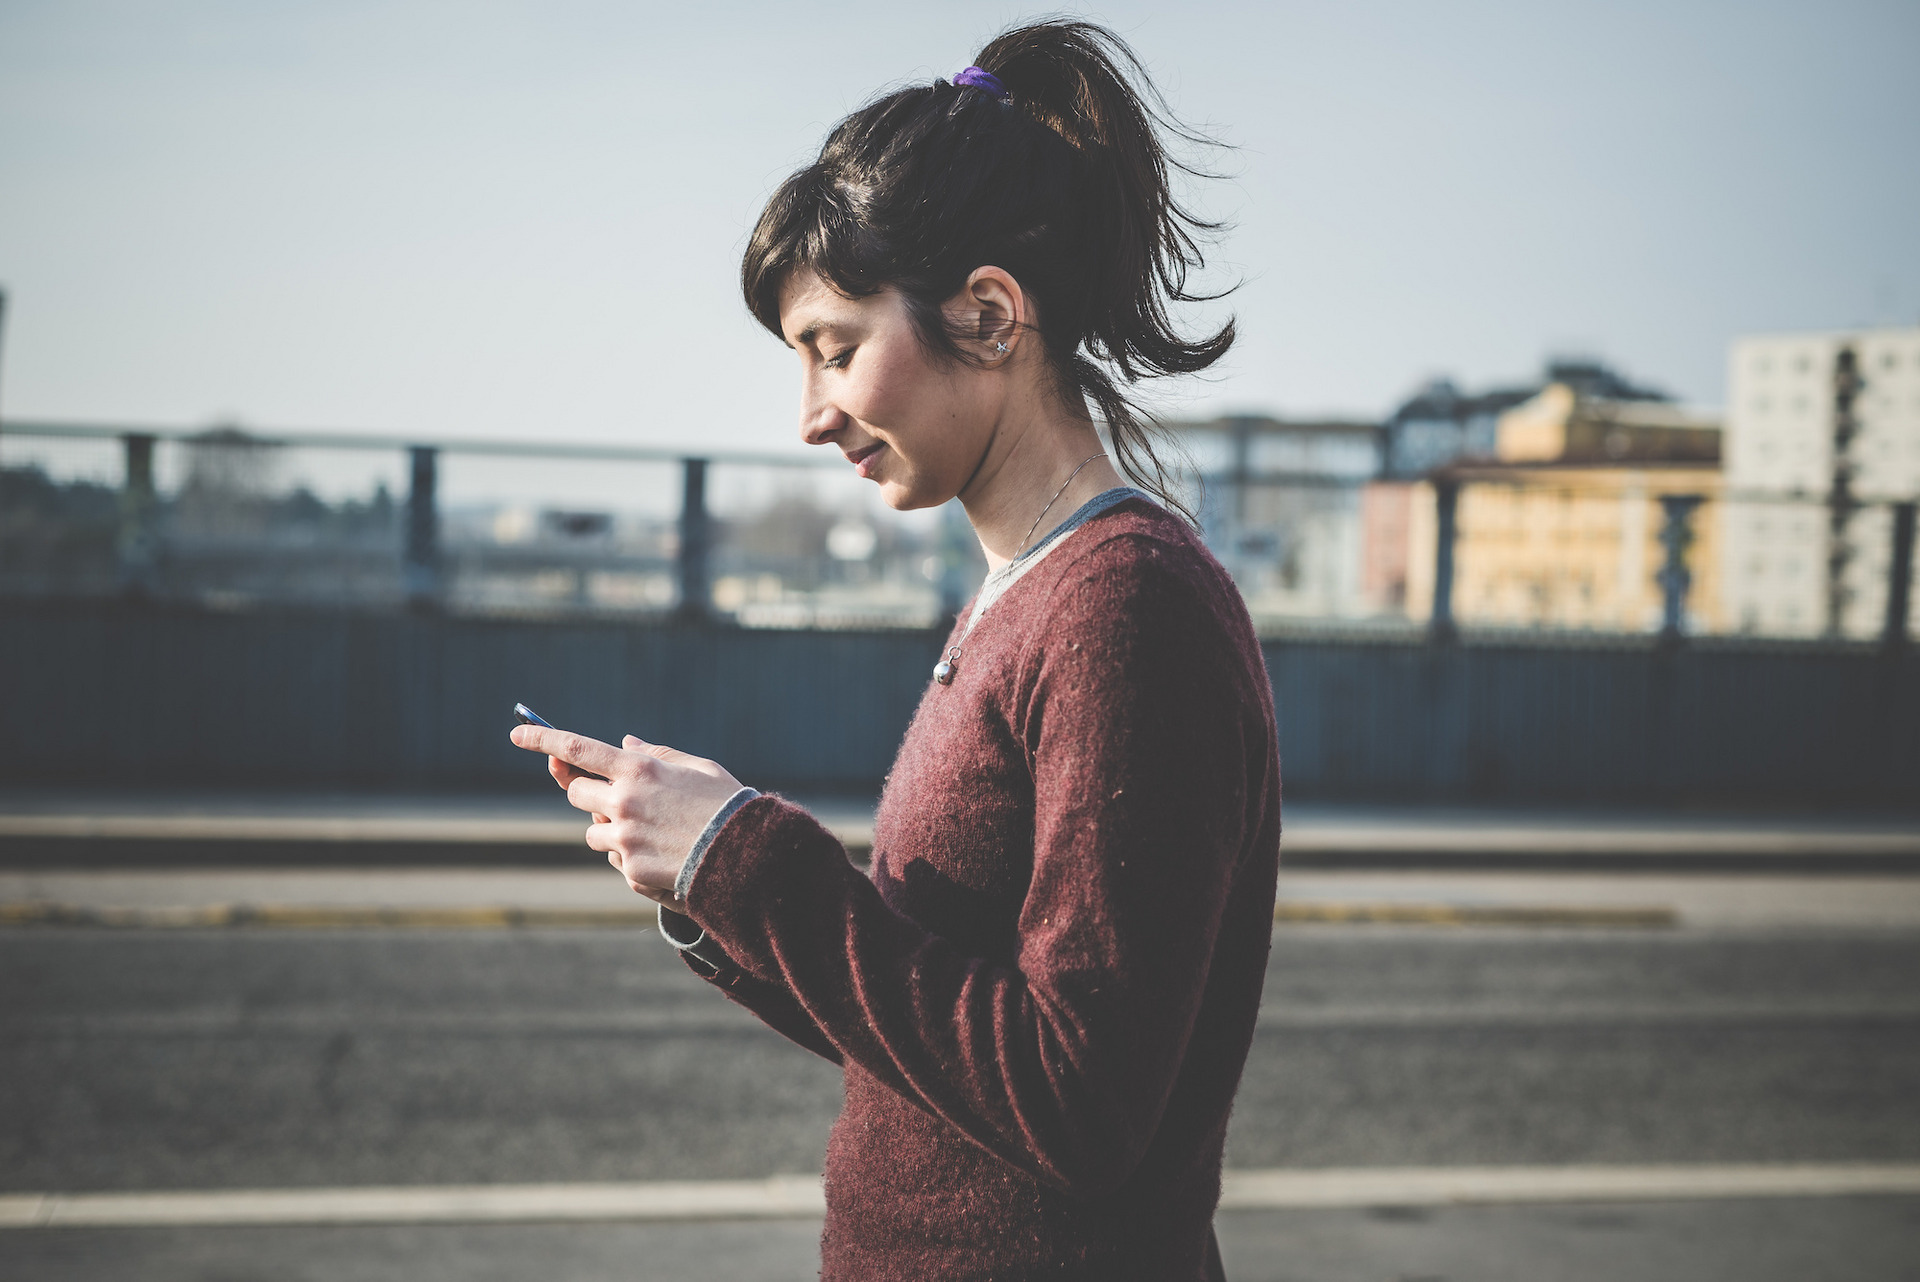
(822, 349, 854, 370)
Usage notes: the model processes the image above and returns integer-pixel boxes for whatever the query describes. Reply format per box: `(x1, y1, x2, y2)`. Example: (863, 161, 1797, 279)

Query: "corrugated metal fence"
(2, 600, 1913, 804)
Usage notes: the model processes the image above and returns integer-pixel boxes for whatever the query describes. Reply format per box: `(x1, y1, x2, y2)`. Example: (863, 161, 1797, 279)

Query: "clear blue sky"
(2, 0, 1915, 454)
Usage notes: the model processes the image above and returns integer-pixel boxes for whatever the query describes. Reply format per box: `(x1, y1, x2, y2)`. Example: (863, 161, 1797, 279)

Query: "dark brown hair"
(740, 20, 1233, 522)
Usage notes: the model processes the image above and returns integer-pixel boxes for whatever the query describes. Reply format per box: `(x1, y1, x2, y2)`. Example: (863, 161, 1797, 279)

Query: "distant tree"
(0, 465, 120, 588)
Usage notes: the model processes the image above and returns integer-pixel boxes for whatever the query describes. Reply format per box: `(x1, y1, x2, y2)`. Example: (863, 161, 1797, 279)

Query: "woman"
(512, 21, 1281, 1280)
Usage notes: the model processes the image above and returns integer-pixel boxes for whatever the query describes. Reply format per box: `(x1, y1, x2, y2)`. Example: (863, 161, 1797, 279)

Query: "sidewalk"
(1, 790, 1916, 871)
(2, 790, 1918, 931)
(6, 865, 1920, 930)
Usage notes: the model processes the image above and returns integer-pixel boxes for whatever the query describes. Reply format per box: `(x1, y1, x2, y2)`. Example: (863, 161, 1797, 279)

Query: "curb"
(1273, 901, 1675, 928)
(0, 900, 1675, 931)
(7, 833, 1918, 874)
(0, 902, 655, 930)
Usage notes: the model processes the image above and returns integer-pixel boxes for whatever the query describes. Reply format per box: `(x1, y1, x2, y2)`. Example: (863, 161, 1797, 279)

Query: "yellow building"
(1404, 383, 1725, 633)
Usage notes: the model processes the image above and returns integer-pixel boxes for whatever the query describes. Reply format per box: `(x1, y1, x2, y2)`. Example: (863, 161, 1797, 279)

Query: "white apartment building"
(1721, 325, 1920, 638)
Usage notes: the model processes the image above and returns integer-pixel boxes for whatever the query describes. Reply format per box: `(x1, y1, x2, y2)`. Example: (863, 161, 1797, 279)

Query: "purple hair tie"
(953, 66, 1009, 98)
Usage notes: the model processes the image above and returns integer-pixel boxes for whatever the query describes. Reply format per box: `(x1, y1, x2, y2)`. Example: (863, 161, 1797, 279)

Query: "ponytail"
(741, 20, 1233, 524)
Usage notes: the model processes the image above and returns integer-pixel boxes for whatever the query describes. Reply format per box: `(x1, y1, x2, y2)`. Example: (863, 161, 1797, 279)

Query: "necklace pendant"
(933, 646, 960, 685)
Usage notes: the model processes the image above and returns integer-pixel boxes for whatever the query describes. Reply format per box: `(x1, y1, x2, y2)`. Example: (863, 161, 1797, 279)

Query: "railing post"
(0, 289, 10, 567)
(935, 499, 971, 623)
(1826, 345, 1862, 638)
(1885, 501, 1916, 651)
(1429, 476, 1459, 642)
(1656, 493, 1705, 642)
(117, 432, 158, 596)
(0, 286, 9, 422)
(675, 457, 711, 622)
(403, 445, 440, 609)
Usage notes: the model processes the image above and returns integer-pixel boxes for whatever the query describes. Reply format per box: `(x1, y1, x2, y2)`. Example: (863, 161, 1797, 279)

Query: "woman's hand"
(509, 724, 745, 910)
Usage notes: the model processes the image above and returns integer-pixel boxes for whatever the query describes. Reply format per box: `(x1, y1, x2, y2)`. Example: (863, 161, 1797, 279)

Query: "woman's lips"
(849, 443, 885, 479)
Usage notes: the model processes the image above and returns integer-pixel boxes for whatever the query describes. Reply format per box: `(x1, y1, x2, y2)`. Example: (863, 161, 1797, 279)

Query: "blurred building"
(1719, 326, 1920, 638)
(1379, 359, 1669, 480)
(1368, 360, 1680, 614)
(1359, 481, 1414, 612)
(1403, 381, 1724, 632)
(1172, 415, 1381, 623)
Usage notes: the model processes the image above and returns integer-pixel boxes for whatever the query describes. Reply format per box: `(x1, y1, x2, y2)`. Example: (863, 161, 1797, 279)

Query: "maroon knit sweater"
(677, 496, 1282, 1280)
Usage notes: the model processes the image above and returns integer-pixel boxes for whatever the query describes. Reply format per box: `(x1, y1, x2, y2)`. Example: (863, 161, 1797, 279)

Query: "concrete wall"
(2, 600, 1914, 804)
(1264, 638, 1916, 803)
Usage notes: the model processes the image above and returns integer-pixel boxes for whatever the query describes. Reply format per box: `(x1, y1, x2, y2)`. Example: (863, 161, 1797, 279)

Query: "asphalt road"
(4, 923, 1919, 1278)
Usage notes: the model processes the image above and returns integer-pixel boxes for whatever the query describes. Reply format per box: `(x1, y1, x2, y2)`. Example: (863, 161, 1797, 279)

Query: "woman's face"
(778, 270, 1003, 511)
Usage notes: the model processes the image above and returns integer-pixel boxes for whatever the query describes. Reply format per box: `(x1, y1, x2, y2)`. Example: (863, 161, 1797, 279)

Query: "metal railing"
(0, 418, 984, 627)
(4, 417, 1916, 646)
(1405, 474, 1916, 648)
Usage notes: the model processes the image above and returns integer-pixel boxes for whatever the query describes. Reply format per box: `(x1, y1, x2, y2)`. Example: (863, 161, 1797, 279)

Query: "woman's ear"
(957, 266, 1025, 360)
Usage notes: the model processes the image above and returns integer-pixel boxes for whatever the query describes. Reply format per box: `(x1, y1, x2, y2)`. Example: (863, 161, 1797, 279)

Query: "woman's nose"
(798, 375, 845, 445)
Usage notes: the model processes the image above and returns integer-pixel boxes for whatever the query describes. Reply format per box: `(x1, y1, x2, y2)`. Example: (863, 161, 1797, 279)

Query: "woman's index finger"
(510, 725, 625, 775)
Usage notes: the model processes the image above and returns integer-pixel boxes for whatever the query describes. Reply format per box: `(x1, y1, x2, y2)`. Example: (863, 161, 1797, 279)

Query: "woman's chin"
(875, 478, 943, 512)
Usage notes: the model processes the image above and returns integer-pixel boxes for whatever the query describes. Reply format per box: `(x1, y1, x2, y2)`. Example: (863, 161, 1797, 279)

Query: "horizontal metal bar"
(0, 418, 832, 469)
(1201, 470, 1374, 489)
(1384, 475, 1919, 506)
(6, 417, 1916, 506)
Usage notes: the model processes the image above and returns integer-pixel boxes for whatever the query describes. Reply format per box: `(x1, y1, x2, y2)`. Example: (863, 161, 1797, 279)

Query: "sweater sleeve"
(679, 545, 1259, 1199)
(658, 903, 845, 1065)
(652, 791, 842, 1065)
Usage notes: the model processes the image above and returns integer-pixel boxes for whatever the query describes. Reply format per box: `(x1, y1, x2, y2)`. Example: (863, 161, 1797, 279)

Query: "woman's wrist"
(675, 786, 761, 901)
(656, 786, 761, 961)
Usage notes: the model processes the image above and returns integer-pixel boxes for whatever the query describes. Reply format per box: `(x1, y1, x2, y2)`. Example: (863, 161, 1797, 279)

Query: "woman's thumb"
(625, 733, 726, 779)
(625, 733, 685, 762)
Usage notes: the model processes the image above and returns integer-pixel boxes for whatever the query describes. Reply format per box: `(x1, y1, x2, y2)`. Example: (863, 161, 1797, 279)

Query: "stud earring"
(994, 341, 1009, 355)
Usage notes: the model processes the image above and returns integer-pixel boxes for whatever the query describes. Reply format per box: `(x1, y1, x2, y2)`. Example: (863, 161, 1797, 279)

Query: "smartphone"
(513, 703, 606, 781)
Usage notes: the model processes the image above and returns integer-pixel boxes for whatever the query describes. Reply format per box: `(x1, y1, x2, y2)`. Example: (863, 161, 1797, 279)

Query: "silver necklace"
(934, 451, 1107, 686)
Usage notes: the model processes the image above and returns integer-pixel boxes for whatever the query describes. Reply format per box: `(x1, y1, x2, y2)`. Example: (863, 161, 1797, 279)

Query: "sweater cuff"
(676, 787, 760, 900)
(655, 786, 758, 960)
(680, 793, 850, 988)
(657, 903, 734, 974)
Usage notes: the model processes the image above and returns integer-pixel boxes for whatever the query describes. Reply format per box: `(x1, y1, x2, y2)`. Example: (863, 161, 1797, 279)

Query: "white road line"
(1285, 828, 1920, 856)
(1215, 1163, 1920, 1208)
(0, 1177, 827, 1229)
(3, 1165, 1917, 1229)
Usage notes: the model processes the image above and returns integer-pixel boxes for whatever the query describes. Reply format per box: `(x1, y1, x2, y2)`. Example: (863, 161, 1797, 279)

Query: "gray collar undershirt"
(961, 486, 1150, 641)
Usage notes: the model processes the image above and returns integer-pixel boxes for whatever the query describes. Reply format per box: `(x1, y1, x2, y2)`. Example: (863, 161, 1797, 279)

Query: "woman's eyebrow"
(791, 320, 844, 348)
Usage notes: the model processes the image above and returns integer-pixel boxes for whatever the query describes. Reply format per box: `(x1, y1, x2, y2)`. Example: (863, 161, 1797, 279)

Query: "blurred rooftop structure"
(1379, 358, 1674, 481)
